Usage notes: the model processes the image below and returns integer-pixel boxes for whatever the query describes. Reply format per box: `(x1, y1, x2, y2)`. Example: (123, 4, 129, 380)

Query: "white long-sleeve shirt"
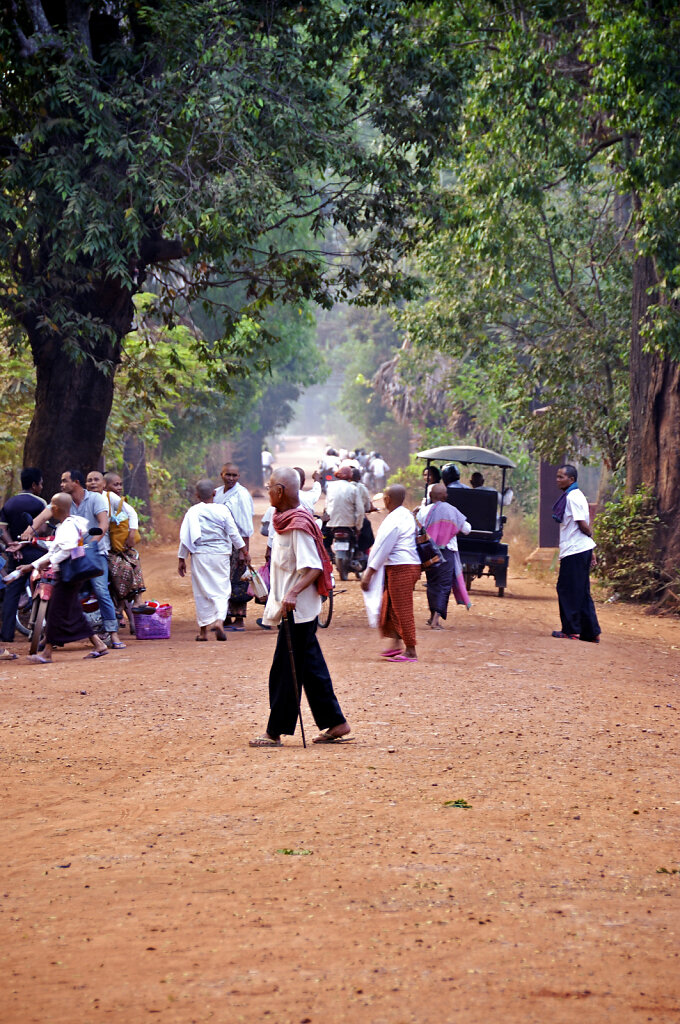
(213, 481, 254, 538)
(33, 515, 90, 570)
(367, 505, 419, 570)
(178, 503, 245, 558)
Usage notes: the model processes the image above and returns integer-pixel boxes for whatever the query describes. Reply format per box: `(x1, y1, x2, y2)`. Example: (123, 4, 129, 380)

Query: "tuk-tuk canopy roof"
(416, 445, 516, 469)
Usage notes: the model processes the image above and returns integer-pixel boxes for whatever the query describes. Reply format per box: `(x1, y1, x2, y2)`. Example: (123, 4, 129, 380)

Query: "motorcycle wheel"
(336, 556, 349, 582)
(15, 584, 33, 637)
(29, 598, 49, 655)
(318, 590, 333, 629)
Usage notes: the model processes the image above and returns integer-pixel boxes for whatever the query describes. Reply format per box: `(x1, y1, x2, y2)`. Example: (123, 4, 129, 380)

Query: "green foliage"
(0, 326, 35, 498)
(593, 487, 662, 601)
(0, 1, 466, 356)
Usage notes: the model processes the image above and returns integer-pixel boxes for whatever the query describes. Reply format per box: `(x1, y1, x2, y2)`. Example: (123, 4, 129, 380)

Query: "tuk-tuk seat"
(445, 487, 501, 540)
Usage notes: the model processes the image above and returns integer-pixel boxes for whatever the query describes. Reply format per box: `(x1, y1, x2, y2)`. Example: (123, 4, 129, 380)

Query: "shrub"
(593, 486, 662, 600)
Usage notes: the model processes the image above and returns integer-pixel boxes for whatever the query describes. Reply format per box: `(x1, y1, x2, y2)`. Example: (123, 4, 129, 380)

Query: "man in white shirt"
(250, 467, 350, 747)
(214, 463, 255, 630)
(552, 464, 600, 642)
(326, 466, 364, 534)
(178, 479, 247, 641)
(261, 448, 274, 485)
(369, 453, 390, 493)
(360, 484, 421, 662)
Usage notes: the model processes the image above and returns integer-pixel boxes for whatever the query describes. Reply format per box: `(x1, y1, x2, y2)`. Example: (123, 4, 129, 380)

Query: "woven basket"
(133, 605, 172, 640)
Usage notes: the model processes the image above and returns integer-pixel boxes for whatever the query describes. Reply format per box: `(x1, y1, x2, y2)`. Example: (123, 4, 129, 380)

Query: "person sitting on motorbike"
(324, 465, 365, 555)
(16, 493, 109, 664)
(352, 467, 377, 555)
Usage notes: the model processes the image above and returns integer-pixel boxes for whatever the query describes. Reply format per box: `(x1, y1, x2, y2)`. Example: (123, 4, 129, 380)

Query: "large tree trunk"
(22, 279, 134, 497)
(123, 434, 151, 517)
(627, 255, 680, 577)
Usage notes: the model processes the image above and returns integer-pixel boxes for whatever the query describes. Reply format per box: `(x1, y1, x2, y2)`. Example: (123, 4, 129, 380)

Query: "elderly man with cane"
(249, 467, 351, 748)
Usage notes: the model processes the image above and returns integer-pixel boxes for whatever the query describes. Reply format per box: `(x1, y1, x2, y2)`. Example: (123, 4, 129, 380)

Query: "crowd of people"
(0, 466, 145, 663)
(2, 444, 599, 744)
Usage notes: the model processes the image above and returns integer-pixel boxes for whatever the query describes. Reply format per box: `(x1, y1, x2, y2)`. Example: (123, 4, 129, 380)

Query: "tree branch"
(66, 0, 92, 58)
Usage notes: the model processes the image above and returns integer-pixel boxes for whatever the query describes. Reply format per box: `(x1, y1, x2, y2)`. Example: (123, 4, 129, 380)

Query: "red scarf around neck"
(272, 506, 333, 597)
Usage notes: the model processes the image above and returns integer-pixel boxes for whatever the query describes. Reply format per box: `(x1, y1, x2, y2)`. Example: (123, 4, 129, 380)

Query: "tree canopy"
(0, 0, 465, 490)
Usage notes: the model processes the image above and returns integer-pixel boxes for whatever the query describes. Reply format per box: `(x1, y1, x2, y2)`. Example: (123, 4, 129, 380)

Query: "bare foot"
(313, 722, 352, 744)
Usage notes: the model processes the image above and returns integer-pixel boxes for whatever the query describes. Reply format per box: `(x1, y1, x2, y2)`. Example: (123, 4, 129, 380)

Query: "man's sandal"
(249, 734, 282, 748)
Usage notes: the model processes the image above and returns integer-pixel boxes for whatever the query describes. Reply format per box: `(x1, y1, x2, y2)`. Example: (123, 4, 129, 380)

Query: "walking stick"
(283, 611, 307, 748)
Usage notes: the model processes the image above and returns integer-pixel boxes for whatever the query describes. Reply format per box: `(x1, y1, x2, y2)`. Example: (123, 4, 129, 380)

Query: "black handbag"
(413, 515, 442, 570)
(60, 543, 104, 584)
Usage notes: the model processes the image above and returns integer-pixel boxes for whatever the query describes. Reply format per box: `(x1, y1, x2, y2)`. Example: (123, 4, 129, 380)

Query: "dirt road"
(1, 511, 679, 1023)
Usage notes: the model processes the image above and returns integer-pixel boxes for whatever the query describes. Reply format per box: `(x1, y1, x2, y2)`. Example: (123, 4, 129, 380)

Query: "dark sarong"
(380, 563, 421, 648)
(424, 548, 455, 618)
(45, 579, 95, 646)
(108, 548, 145, 601)
(228, 546, 249, 618)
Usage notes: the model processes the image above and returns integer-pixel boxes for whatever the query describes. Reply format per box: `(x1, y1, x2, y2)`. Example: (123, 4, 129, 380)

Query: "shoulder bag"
(413, 510, 442, 570)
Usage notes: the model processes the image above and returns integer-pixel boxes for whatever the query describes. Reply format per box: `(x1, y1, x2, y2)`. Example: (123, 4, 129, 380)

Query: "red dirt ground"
(1, 456, 679, 1024)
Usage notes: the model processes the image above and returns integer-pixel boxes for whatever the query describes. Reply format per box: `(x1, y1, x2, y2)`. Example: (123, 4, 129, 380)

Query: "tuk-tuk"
(416, 445, 516, 597)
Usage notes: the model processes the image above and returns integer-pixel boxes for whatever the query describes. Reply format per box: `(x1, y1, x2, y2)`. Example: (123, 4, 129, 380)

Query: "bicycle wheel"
(29, 598, 49, 655)
(318, 590, 333, 628)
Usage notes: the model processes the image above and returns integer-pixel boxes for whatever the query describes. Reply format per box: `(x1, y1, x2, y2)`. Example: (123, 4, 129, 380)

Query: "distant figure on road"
(261, 448, 274, 486)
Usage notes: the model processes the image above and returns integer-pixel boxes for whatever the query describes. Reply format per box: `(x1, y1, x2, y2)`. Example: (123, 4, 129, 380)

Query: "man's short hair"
(21, 467, 42, 490)
(441, 463, 460, 485)
(351, 467, 361, 483)
(470, 471, 485, 488)
(561, 464, 578, 482)
(67, 469, 86, 487)
(294, 466, 306, 487)
(196, 479, 215, 501)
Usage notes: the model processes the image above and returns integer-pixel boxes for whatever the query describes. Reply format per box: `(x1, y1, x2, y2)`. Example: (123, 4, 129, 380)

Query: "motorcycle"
(26, 561, 59, 655)
(329, 526, 367, 581)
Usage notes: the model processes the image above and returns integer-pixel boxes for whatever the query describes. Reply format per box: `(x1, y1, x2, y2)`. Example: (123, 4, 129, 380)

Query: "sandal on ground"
(214, 627, 227, 641)
(551, 631, 579, 640)
(0, 650, 18, 661)
(195, 635, 208, 642)
(84, 649, 109, 659)
(313, 729, 353, 744)
(27, 654, 51, 665)
(111, 641, 127, 649)
(249, 734, 282, 748)
(389, 654, 418, 662)
(380, 648, 402, 658)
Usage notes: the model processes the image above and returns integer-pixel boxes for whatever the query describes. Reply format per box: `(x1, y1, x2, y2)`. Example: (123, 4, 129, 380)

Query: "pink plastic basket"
(133, 604, 172, 640)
